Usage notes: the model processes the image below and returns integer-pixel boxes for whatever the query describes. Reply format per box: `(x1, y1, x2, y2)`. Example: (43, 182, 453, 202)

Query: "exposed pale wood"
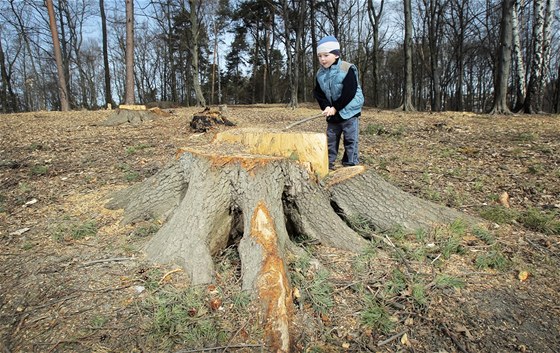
(118, 104, 147, 111)
(247, 202, 293, 352)
(213, 128, 329, 178)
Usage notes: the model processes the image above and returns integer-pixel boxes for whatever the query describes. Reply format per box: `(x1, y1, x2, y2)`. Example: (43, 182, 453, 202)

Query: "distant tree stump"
(102, 105, 160, 126)
(189, 106, 235, 132)
(106, 128, 481, 352)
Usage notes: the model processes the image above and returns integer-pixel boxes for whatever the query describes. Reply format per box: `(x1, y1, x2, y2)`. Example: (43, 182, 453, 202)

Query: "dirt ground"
(0, 105, 558, 353)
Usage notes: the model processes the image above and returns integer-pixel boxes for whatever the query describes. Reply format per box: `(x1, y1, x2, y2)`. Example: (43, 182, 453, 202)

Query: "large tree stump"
(106, 128, 481, 352)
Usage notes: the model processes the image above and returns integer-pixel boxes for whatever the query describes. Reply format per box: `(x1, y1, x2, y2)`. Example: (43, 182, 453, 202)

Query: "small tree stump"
(102, 105, 158, 126)
(190, 107, 236, 132)
(106, 128, 482, 352)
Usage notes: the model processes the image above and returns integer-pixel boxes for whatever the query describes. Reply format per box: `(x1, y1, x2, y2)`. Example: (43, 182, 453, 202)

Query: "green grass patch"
(518, 208, 560, 235)
(125, 170, 140, 182)
(30, 164, 49, 176)
(118, 163, 142, 182)
(479, 205, 559, 235)
(142, 287, 228, 350)
(360, 296, 395, 334)
(90, 314, 108, 329)
(385, 269, 407, 296)
(434, 274, 465, 289)
(411, 281, 428, 307)
(513, 132, 537, 142)
(290, 255, 334, 315)
(362, 123, 404, 137)
(472, 226, 495, 245)
(126, 143, 151, 155)
(475, 248, 510, 271)
(527, 164, 544, 175)
(345, 214, 376, 238)
(478, 205, 518, 224)
(51, 219, 98, 242)
(0, 194, 5, 213)
(27, 142, 44, 151)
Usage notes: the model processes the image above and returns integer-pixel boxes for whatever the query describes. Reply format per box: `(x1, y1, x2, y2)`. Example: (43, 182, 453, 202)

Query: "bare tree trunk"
(57, 0, 73, 108)
(9, 0, 45, 111)
(523, 0, 545, 113)
(428, 0, 444, 112)
(511, 0, 526, 112)
(490, 0, 514, 114)
(100, 0, 113, 108)
(211, 22, 218, 105)
(189, 0, 206, 107)
(555, 62, 560, 113)
(400, 0, 416, 111)
(367, 0, 384, 108)
(46, 0, 70, 111)
(538, 0, 556, 112)
(263, 13, 271, 104)
(0, 32, 18, 113)
(280, 0, 297, 108)
(124, 0, 135, 105)
(310, 0, 319, 76)
(61, 0, 89, 109)
(294, 0, 305, 105)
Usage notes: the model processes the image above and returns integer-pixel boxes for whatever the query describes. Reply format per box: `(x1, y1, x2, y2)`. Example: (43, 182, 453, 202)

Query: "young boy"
(313, 36, 364, 170)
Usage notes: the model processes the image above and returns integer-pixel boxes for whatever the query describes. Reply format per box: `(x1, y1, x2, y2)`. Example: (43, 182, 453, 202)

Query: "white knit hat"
(317, 36, 340, 54)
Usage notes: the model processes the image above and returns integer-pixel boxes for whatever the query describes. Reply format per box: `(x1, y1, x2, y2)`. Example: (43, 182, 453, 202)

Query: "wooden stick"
(80, 257, 135, 267)
(377, 330, 408, 346)
(283, 114, 323, 130)
(158, 268, 183, 284)
(174, 343, 263, 353)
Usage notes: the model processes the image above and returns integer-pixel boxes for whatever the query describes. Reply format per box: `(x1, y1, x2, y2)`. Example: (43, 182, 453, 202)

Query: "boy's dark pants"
(326, 115, 359, 168)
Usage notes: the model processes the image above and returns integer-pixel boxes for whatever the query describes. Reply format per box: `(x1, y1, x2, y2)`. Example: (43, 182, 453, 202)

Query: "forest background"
(0, 0, 559, 115)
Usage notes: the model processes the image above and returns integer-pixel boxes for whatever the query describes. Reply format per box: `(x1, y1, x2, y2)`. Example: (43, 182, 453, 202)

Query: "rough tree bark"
(46, 0, 70, 111)
(124, 0, 135, 105)
(106, 129, 479, 352)
(489, 0, 514, 115)
(399, 0, 416, 111)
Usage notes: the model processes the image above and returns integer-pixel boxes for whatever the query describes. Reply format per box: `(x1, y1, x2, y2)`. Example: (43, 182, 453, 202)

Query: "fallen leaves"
(518, 270, 530, 282)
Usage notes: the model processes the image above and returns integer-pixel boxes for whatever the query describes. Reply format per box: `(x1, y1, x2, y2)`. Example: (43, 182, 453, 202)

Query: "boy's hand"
(322, 106, 337, 116)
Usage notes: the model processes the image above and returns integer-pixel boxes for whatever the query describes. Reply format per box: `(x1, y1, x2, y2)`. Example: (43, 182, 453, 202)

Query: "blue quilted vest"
(316, 60, 364, 119)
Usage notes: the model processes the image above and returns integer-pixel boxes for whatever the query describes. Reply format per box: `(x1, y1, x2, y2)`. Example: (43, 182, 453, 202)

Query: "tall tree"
(538, 0, 556, 111)
(60, 0, 93, 108)
(400, 0, 416, 111)
(523, 0, 545, 113)
(100, 0, 113, 107)
(124, 0, 135, 105)
(555, 63, 560, 113)
(422, 0, 446, 111)
(367, 0, 385, 108)
(188, 0, 206, 107)
(46, 0, 70, 111)
(490, 0, 514, 114)
(0, 30, 18, 112)
(208, 0, 230, 105)
(279, 0, 305, 108)
(511, 0, 526, 112)
(8, 0, 45, 110)
(448, 0, 471, 111)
